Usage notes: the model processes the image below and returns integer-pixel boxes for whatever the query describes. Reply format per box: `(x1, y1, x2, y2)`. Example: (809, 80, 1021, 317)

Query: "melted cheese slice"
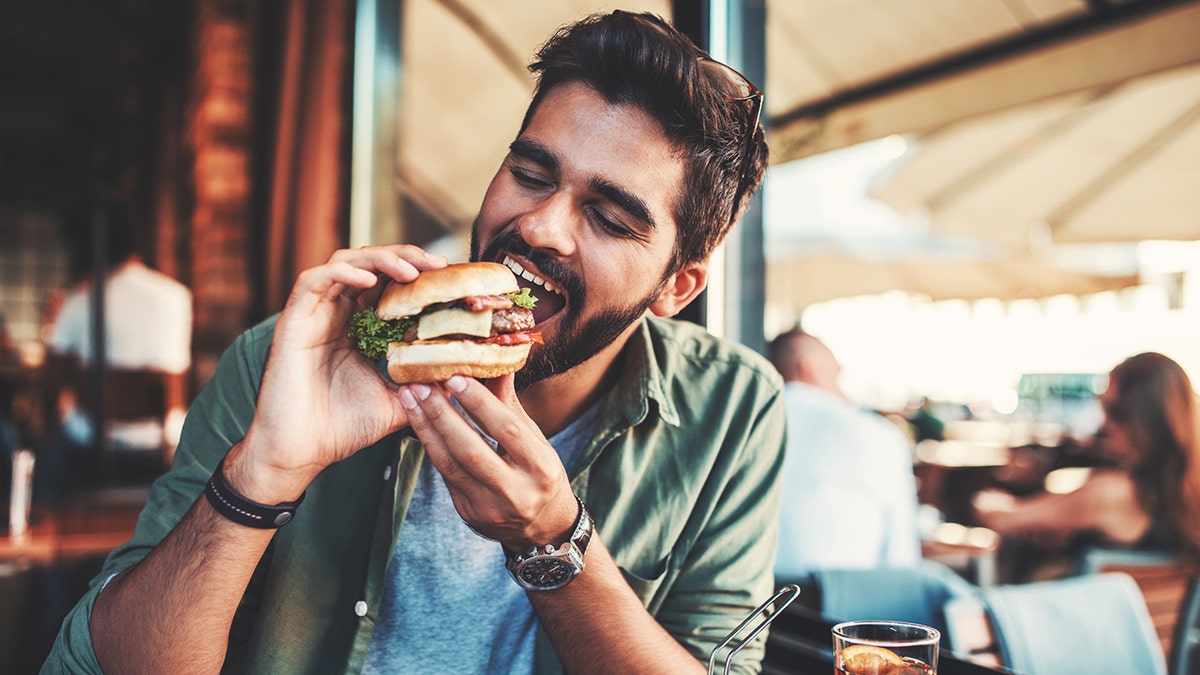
(416, 307, 493, 340)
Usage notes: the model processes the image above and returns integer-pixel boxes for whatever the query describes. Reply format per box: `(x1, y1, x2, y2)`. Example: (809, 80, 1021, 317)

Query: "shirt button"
(383, 465, 393, 481)
(354, 601, 368, 617)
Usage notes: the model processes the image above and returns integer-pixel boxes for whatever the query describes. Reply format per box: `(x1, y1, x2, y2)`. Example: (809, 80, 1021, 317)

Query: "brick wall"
(186, 0, 258, 386)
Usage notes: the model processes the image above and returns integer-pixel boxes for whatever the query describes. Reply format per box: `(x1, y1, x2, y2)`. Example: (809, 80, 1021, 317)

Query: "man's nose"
(517, 192, 577, 257)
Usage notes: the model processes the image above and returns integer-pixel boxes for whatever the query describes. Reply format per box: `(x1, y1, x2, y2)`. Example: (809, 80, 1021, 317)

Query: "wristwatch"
(505, 495, 593, 591)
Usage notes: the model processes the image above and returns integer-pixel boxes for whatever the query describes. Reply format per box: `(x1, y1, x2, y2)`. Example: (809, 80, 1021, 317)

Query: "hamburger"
(349, 262, 540, 383)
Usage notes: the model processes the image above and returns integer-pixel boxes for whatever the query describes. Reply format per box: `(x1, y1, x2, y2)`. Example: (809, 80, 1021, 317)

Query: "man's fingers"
(399, 383, 507, 488)
(282, 245, 448, 318)
(327, 244, 448, 284)
(447, 375, 537, 463)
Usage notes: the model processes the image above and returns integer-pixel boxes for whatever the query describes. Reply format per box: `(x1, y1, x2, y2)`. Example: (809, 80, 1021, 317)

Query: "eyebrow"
(509, 138, 558, 173)
(590, 178, 656, 231)
(508, 138, 657, 231)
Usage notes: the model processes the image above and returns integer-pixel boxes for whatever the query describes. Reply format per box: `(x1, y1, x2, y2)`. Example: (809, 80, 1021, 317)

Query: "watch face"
(517, 557, 576, 588)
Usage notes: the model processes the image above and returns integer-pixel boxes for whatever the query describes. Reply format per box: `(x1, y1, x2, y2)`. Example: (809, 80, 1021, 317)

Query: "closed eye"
(587, 206, 647, 242)
(509, 166, 553, 190)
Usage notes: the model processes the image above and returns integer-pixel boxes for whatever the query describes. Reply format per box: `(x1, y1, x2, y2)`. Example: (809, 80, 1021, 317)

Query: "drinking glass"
(832, 620, 939, 675)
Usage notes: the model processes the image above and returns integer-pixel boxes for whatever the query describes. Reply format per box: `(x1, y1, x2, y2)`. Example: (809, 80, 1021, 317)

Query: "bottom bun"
(386, 339, 532, 383)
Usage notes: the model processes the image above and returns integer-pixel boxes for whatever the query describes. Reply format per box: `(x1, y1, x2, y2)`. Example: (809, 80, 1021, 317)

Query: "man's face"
(471, 81, 685, 390)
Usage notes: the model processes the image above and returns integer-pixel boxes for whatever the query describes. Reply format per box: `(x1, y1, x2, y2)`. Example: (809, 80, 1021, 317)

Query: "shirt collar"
(609, 317, 681, 429)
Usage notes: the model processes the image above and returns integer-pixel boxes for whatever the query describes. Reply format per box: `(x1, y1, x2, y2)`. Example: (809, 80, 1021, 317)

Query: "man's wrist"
(205, 457, 305, 528)
(502, 492, 582, 554)
(221, 440, 313, 505)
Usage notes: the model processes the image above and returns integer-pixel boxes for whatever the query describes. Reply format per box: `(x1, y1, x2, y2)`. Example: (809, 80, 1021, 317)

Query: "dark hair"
(61, 199, 141, 282)
(767, 326, 807, 376)
(1108, 352, 1200, 565)
(523, 10, 768, 276)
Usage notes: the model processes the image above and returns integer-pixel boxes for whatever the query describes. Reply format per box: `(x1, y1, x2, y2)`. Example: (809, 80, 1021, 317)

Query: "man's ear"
(649, 261, 708, 317)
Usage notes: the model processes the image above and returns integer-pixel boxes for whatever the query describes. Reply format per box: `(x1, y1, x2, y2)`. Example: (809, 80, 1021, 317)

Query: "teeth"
(503, 255, 562, 296)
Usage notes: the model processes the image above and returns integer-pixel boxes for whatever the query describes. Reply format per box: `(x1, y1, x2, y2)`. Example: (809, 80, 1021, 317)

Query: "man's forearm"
(529, 536, 706, 675)
(91, 482, 280, 672)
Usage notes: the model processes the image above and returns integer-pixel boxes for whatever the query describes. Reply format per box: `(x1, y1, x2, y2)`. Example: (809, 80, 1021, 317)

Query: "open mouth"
(502, 255, 566, 325)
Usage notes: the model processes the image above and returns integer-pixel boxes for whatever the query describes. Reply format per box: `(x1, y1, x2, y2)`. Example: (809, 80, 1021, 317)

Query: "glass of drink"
(832, 620, 939, 675)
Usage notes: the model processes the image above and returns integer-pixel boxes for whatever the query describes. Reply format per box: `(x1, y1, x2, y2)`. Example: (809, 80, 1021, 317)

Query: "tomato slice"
(482, 331, 542, 346)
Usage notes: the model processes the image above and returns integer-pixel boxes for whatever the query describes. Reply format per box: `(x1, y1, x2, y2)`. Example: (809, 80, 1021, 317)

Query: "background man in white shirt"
(769, 327, 922, 578)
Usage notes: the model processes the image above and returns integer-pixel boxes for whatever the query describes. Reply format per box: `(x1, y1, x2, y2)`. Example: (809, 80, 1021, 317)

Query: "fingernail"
(399, 388, 418, 410)
(446, 376, 468, 393)
(412, 383, 431, 400)
(425, 251, 447, 263)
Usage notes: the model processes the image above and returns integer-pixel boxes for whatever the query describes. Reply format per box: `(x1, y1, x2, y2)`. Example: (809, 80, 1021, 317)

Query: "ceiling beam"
(770, 0, 1200, 163)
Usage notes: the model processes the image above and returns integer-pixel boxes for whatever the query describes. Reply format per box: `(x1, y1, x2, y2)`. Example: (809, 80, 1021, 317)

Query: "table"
(760, 601, 1013, 674)
(1, 489, 144, 673)
(1, 488, 144, 565)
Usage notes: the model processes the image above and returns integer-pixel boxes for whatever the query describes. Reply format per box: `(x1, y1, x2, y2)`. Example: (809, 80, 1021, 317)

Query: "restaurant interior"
(2, 0, 1199, 673)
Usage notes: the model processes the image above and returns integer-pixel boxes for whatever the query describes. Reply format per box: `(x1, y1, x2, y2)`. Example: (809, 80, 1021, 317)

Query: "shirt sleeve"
(41, 318, 273, 670)
(658, 382, 788, 674)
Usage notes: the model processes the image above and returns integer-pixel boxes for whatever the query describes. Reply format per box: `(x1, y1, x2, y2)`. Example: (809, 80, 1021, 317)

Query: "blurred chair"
(71, 365, 184, 479)
(787, 560, 978, 651)
(1171, 578, 1200, 675)
(0, 560, 35, 672)
(945, 572, 1166, 674)
(1078, 547, 1192, 662)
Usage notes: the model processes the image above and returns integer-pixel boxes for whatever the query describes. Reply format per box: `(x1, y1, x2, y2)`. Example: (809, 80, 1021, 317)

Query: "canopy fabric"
(871, 63, 1200, 245)
(767, 0, 1200, 163)
(767, 250, 1140, 308)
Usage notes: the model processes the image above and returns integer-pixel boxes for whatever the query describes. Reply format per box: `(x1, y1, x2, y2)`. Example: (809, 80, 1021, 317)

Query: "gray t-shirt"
(362, 397, 602, 674)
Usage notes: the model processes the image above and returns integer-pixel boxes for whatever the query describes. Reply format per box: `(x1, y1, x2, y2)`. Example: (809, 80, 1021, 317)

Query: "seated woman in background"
(974, 352, 1200, 581)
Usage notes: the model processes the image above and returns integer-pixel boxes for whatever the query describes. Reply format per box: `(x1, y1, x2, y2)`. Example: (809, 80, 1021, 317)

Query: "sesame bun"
(377, 262, 520, 319)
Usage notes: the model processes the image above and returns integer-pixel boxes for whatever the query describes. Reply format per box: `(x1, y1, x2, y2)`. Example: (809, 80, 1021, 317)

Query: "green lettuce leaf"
(505, 287, 538, 310)
(348, 308, 414, 360)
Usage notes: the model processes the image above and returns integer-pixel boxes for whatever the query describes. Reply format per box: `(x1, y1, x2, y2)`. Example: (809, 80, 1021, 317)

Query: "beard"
(472, 225, 664, 391)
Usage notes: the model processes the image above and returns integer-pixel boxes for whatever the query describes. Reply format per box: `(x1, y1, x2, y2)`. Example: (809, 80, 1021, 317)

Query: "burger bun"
(386, 339, 533, 383)
(378, 261, 520, 319)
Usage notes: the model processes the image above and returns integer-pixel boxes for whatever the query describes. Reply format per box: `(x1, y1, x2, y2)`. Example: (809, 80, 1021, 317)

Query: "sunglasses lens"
(700, 59, 756, 102)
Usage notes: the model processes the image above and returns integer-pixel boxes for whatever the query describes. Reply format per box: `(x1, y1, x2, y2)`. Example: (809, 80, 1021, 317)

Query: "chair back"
(808, 560, 978, 650)
(947, 572, 1166, 675)
(74, 367, 173, 423)
(70, 365, 184, 478)
(1171, 578, 1200, 675)
(1078, 547, 1192, 661)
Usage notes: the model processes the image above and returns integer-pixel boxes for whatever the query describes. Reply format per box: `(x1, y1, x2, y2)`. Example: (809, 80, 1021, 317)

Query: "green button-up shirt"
(45, 315, 786, 674)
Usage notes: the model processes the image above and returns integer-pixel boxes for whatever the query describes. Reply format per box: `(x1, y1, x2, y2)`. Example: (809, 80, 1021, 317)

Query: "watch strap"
(204, 457, 305, 529)
(568, 495, 592, 557)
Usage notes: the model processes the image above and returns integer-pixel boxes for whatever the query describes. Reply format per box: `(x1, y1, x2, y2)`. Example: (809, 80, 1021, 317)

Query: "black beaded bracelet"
(204, 458, 306, 529)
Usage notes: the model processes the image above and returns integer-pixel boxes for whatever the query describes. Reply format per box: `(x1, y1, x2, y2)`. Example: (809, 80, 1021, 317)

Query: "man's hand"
(229, 245, 447, 503)
(398, 374, 578, 551)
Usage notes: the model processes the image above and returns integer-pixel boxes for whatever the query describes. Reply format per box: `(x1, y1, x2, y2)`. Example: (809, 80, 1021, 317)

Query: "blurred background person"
(38, 202, 192, 499)
(974, 351, 1200, 581)
(769, 327, 922, 581)
(905, 396, 946, 444)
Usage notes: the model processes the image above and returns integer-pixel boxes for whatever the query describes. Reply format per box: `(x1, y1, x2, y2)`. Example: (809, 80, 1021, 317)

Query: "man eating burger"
(48, 10, 785, 675)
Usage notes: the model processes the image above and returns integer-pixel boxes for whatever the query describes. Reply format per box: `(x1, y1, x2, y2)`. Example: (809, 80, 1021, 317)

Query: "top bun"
(377, 262, 520, 319)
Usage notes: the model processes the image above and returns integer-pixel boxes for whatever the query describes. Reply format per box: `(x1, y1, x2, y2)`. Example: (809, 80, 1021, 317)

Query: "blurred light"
(965, 527, 1000, 549)
(993, 388, 1019, 415)
(1045, 467, 1091, 494)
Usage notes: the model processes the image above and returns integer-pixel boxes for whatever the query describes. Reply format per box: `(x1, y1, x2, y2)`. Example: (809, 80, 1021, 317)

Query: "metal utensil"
(708, 584, 801, 675)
